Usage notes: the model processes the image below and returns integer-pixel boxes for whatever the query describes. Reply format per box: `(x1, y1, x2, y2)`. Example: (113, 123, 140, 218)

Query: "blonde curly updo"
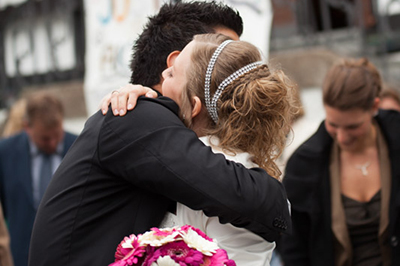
(180, 34, 297, 179)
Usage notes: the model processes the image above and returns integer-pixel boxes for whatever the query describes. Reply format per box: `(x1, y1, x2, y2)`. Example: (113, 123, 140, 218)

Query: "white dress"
(161, 135, 275, 266)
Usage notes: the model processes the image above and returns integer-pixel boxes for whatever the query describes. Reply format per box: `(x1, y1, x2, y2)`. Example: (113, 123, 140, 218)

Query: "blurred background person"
(0, 92, 77, 266)
(379, 87, 400, 112)
(1, 98, 27, 138)
(281, 58, 400, 266)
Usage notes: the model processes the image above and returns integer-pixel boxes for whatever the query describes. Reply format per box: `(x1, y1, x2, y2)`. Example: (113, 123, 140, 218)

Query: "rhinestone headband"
(208, 61, 263, 123)
(204, 40, 233, 122)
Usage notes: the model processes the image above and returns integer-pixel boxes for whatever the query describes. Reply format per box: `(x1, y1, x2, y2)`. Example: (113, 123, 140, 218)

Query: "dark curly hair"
(129, 1, 243, 88)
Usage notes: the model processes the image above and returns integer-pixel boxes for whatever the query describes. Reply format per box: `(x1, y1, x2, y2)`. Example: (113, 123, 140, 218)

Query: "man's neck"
(152, 84, 162, 95)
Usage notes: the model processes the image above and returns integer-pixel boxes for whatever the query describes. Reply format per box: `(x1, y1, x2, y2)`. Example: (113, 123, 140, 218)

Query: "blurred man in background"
(0, 92, 77, 266)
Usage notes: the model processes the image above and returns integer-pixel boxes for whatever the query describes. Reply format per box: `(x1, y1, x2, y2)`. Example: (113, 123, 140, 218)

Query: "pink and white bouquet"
(109, 225, 236, 266)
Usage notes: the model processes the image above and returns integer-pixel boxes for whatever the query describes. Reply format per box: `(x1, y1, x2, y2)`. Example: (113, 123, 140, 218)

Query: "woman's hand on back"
(100, 84, 157, 116)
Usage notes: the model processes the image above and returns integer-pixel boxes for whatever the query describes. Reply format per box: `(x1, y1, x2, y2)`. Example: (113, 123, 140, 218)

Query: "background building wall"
(1, 0, 399, 139)
(83, 0, 273, 116)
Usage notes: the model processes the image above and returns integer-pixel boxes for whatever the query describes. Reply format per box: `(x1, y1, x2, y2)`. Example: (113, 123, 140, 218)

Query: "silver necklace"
(355, 161, 371, 176)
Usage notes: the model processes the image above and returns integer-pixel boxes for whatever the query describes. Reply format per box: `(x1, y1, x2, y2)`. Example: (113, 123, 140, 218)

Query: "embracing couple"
(29, 2, 296, 266)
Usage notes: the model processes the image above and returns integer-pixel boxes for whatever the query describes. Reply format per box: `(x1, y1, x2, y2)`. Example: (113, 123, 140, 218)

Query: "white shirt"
(29, 141, 63, 208)
(162, 136, 275, 266)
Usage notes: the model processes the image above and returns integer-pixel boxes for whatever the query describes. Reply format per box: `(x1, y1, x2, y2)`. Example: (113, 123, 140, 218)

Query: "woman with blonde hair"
(167, 34, 295, 179)
(105, 33, 297, 265)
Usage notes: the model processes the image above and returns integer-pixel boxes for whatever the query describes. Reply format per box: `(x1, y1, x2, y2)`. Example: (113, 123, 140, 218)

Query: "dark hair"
(322, 58, 382, 111)
(129, 1, 243, 88)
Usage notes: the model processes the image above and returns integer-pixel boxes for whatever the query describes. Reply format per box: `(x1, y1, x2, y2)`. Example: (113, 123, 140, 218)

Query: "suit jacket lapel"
(61, 132, 76, 157)
(62, 132, 69, 157)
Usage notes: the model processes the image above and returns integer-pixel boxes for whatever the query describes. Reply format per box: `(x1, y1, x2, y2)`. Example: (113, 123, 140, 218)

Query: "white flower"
(140, 229, 181, 247)
(151, 256, 180, 266)
(120, 234, 141, 249)
(180, 228, 219, 256)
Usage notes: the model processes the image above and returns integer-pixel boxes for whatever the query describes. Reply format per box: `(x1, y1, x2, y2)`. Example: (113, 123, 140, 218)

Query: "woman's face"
(324, 105, 375, 152)
(161, 41, 195, 107)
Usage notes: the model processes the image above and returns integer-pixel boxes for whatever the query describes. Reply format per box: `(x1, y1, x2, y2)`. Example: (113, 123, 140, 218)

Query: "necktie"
(37, 154, 52, 208)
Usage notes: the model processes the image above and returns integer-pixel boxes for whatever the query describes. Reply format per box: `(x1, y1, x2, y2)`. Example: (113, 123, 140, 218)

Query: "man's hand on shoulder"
(100, 84, 157, 116)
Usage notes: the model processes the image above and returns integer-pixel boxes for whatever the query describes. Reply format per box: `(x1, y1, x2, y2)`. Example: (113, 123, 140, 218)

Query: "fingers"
(100, 93, 112, 115)
(145, 89, 158, 98)
(126, 85, 157, 112)
(117, 89, 130, 116)
(116, 84, 156, 116)
(103, 84, 157, 117)
(108, 89, 122, 116)
(114, 84, 134, 116)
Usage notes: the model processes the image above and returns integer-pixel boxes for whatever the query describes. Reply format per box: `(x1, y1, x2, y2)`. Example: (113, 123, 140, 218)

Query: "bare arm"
(100, 84, 157, 116)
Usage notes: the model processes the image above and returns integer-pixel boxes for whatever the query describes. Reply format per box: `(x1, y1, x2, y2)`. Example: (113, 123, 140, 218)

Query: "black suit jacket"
(29, 96, 291, 266)
(0, 131, 77, 266)
(281, 109, 400, 266)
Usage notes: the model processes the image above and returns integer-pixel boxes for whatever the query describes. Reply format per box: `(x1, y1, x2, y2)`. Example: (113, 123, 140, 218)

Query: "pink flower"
(143, 241, 204, 266)
(110, 226, 236, 266)
(207, 249, 236, 266)
(151, 227, 178, 237)
(110, 234, 146, 266)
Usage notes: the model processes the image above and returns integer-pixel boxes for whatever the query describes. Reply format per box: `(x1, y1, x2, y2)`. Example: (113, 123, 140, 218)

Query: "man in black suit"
(29, 2, 291, 266)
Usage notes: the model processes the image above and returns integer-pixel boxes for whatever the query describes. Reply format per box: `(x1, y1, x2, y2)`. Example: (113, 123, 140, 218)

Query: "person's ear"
(191, 96, 202, 119)
(166, 51, 180, 68)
